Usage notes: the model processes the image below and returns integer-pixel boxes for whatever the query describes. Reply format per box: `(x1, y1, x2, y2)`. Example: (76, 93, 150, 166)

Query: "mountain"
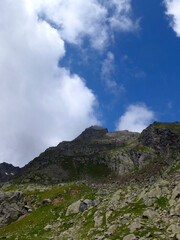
(1, 122, 180, 239)
(13, 125, 140, 183)
(0, 162, 20, 182)
(2, 122, 180, 184)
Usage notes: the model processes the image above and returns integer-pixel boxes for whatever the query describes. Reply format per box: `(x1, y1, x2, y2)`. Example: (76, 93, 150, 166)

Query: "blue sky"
(62, 0, 180, 132)
(0, 0, 180, 166)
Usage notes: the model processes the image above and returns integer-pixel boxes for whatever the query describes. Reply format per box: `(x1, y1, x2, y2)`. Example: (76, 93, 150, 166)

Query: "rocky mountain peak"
(0, 162, 20, 182)
(74, 126, 108, 141)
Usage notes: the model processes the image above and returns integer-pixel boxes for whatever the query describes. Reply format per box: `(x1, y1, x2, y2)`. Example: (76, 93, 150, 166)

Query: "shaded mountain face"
(2, 122, 180, 184)
(0, 162, 20, 182)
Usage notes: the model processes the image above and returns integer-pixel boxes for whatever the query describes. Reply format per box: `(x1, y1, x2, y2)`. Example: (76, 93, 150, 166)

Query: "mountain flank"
(1, 122, 180, 184)
(1, 122, 180, 239)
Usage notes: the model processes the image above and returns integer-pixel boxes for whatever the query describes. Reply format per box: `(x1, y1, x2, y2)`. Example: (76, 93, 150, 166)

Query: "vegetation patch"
(157, 197, 169, 208)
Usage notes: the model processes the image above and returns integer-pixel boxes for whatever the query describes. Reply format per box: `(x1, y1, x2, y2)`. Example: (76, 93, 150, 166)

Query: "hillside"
(0, 122, 180, 239)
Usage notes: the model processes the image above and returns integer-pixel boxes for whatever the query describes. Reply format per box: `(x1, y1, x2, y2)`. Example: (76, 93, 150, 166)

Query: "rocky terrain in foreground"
(0, 122, 180, 239)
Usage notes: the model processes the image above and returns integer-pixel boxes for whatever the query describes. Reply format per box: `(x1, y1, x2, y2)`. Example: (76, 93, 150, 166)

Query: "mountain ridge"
(1, 121, 180, 184)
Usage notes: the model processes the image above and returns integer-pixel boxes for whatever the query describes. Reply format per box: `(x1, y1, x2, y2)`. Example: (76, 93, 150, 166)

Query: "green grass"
(135, 226, 166, 239)
(119, 199, 147, 216)
(157, 197, 169, 208)
(2, 184, 25, 192)
(0, 184, 96, 240)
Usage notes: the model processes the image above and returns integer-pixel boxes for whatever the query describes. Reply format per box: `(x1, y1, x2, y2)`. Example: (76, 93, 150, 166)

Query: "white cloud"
(101, 52, 117, 89)
(164, 0, 180, 36)
(101, 52, 126, 93)
(0, 0, 137, 167)
(0, 0, 99, 167)
(116, 104, 155, 133)
(30, 0, 137, 50)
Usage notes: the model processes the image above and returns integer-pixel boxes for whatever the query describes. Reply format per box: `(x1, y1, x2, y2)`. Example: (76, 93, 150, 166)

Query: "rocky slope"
(11, 122, 180, 184)
(0, 121, 180, 239)
(0, 161, 180, 239)
(12, 126, 140, 184)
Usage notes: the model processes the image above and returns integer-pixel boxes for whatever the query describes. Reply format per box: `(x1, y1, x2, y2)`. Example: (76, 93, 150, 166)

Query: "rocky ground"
(0, 159, 180, 240)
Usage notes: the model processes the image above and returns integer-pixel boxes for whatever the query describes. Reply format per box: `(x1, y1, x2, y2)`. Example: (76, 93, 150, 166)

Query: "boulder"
(123, 234, 136, 240)
(66, 200, 87, 216)
(66, 199, 99, 216)
(0, 191, 26, 227)
(176, 234, 180, 240)
(107, 224, 117, 236)
(175, 204, 180, 216)
(129, 218, 142, 232)
(143, 209, 160, 219)
(94, 214, 103, 227)
(167, 224, 180, 234)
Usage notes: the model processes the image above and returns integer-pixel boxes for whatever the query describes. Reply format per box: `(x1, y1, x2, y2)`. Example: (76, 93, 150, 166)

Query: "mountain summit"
(75, 126, 108, 141)
(2, 121, 179, 184)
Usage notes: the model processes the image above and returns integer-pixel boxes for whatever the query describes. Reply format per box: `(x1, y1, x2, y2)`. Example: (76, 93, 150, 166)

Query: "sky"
(0, 0, 180, 166)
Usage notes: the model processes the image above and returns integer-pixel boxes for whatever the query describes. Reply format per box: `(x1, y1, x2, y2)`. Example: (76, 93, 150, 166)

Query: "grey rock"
(143, 209, 160, 219)
(94, 214, 103, 227)
(123, 234, 136, 240)
(167, 224, 180, 234)
(129, 218, 142, 232)
(0, 191, 25, 227)
(66, 199, 99, 216)
(106, 224, 117, 236)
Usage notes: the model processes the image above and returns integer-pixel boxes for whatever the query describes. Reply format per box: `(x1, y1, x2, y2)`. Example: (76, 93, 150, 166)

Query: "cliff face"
(7, 122, 180, 184)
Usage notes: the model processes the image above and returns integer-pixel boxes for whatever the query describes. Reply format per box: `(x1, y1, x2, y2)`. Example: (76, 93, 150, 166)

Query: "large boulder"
(66, 199, 99, 216)
(0, 191, 26, 227)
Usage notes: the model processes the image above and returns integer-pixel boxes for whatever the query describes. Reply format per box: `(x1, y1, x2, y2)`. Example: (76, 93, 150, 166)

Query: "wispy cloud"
(101, 52, 125, 93)
(36, 0, 138, 50)
(116, 104, 155, 133)
(101, 52, 117, 88)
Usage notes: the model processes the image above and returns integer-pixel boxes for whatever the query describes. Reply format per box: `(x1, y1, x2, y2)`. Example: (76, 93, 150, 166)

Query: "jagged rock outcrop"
(139, 122, 180, 152)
